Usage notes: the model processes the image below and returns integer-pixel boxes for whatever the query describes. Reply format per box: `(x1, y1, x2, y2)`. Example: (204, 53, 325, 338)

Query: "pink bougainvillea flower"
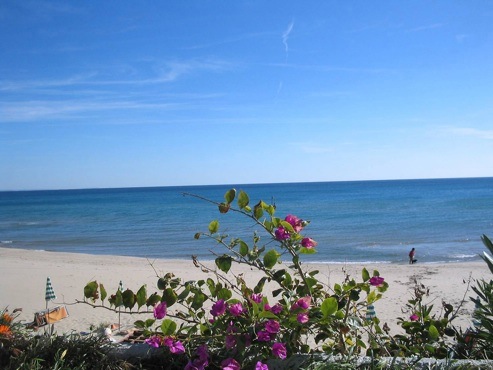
(255, 361, 269, 370)
(229, 303, 245, 317)
(185, 361, 207, 370)
(225, 334, 237, 349)
(285, 214, 303, 233)
(185, 345, 209, 370)
(251, 293, 263, 303)
(410, 314, 419, 321)
(297, 312, 309, 324)
(226, 321, 238, 333)
(265, 319, 280, 334)
(292, 296, 311, 311)
(272, 342, 287, 359)
(145, 335, 162, 348)
(275, 227, 290, 241)
(196, 344, 209, 363)
(153, 302, 167, 319)
(163, 337, 185, 354)
(270, 303, 283, 314)
(211, 299, 227, 317)
(257, 330, 271, 342)
(369, 276, 385, 287)
(221, 358, 241, 370)
(301, 237, 317, 249)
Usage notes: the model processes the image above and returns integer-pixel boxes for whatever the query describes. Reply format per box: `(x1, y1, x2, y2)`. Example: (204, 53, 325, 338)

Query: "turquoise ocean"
(1, 178, 492, 264)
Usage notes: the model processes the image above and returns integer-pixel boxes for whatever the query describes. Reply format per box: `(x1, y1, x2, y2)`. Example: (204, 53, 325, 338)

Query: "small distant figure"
(409, 248, 417, 264)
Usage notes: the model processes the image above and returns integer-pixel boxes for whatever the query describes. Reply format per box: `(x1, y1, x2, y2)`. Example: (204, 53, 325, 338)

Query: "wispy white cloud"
(455, 34, 468, 43)
(0, 99, 188, 123)
(446, 127, 493, 140)
(282, 20, 294, 53)
(407, 23, 444, 32)
(184, 32, 272, 50)
(292, 141, 333, 154)
(0, 59, 232, 92)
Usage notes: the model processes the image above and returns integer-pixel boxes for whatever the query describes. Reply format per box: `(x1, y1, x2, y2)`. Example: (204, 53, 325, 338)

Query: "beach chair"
(32, 305, 69, 329)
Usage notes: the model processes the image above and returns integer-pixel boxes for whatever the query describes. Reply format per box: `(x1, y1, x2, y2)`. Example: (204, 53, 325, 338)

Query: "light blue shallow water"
(1, 178, 492, 264)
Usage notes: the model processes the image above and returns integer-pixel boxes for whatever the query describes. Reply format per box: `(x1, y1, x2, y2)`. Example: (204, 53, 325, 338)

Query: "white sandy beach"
(1, 247, 491, 338)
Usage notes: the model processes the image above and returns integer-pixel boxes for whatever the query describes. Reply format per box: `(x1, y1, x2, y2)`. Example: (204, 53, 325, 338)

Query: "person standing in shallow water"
(409, 248, 416, 264)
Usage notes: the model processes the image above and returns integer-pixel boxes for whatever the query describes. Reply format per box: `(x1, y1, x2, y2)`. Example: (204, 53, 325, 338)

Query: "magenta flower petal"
(221, 358, 241, 370)
(265, 319, 280, 334)
(272, 342, 287, 359)
(153, 301, 167, 319)
(211, 299, 227, 317)
(297, 312, 309, 324)
(229, 303, 244, 317)
(257, 330, 271, 342)
(410, 313, 419, 321)
(145, 335, 162, 348)
(275, 227, 290, 240)
(369, 276, 385, 287)
(251, 293, 263, 303)
(285, 214, 303, 232)
(301, 237, 317, 249)
(255, 361, 269, 370)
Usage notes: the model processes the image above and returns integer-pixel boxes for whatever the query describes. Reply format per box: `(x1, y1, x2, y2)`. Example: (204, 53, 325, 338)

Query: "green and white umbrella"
(366, 304, 376, 320)
(45, 277, 56, 302)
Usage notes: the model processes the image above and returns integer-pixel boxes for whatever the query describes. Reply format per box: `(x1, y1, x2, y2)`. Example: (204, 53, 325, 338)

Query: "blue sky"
(1, 1, 492, 190)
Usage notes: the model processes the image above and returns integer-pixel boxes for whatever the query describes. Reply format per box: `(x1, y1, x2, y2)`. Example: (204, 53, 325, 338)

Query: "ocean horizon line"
(1, 175, 492, 193)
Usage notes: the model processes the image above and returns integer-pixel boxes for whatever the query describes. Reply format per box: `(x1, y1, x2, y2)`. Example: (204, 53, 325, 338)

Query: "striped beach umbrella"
(366, 304, 376, 320)
(45, 277, 56, 302)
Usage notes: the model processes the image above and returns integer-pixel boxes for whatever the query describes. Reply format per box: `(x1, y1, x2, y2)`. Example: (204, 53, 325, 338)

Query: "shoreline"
(1, 247, 491, 337)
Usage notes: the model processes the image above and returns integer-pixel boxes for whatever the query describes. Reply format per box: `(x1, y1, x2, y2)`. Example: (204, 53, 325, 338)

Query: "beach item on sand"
(45, 276, 56, 302)
(118, 280, 124, 331)
(30, 277, 68, 333)
(366, 304, 376, 320)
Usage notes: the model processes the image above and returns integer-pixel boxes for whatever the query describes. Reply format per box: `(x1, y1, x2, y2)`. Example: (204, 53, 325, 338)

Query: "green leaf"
(99, 283, 107, 303)
(177, 287, 190, 301)
(263, 249, 279, 269)
(217, 288, 232, 300)
(239, 241, 249, 256)
(136, 285, 147, 309)
(161, 319, 177, 336)
(321, 297, 338, 318)
(367, 290, 377, 304)
(299, 247, 317, 254)
(208, 220, 219, 234)
(215, 255, 232, 273)
(224, 188, 236, 204)
(162, 288, 178, 307)
(259, 310, 279, 319)
(335, 310, 345, 320)
(122, 289, 136, 310)
(265, 205, 276, 216)
(84, 281, 99, 302)
(115, 290, 123, 308)
(254, 201, 264, 219)
(238, 190, 249, 209)
(146, 292, 161, 307)
(280, 220, 295, 233)
(429, 324, 439, 340)
(191, 292, 207, 310)
(254, 277, 268, 293)
(362, 268, 370, 282)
